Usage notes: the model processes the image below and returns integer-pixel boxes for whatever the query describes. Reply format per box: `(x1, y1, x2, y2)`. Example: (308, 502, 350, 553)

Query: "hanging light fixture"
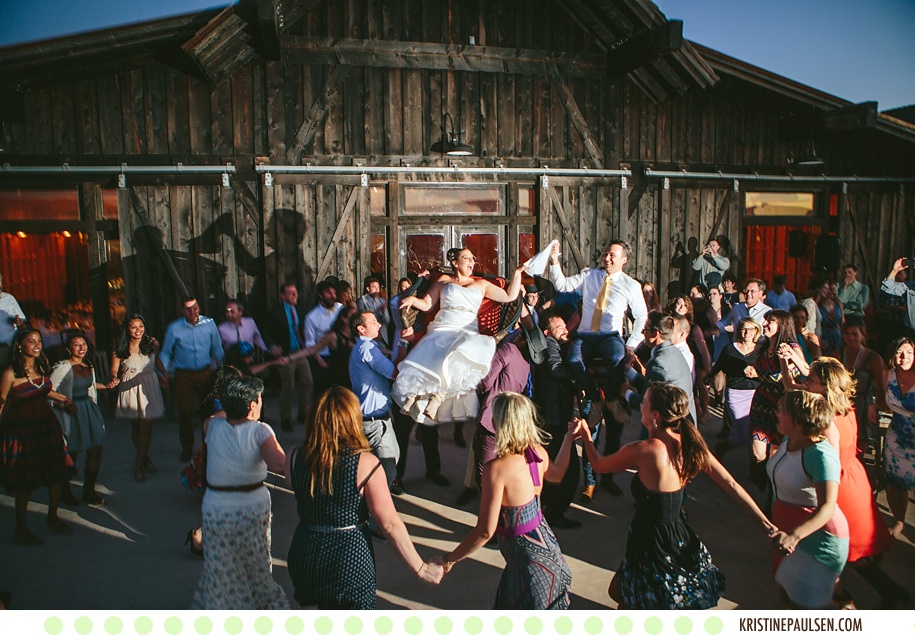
(797, 141, 824, 167)
(430, 112, 473, 156)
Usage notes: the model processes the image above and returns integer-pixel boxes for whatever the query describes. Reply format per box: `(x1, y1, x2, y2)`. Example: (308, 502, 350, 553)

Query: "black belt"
(175, 367, 211, 374)
(207, 481, 264, 492)
(363, 412, 392, 422)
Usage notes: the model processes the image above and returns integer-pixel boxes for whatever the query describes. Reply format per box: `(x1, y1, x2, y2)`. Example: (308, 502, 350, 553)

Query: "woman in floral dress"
(883, 336, 915, 538)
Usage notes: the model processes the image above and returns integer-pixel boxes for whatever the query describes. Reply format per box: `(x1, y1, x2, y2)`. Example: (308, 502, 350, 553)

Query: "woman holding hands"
(438, 392, 576, 609)
(579, 382, 776, 609)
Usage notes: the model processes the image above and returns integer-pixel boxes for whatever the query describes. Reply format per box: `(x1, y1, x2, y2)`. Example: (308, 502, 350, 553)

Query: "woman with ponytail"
(578, 382, 776, 609)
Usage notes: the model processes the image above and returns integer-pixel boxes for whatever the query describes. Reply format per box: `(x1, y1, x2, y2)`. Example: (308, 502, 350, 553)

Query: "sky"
(0, 0, 912, 111)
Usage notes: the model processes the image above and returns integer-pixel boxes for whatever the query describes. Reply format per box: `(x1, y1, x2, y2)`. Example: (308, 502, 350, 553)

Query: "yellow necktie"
(590, 273, 613, 333)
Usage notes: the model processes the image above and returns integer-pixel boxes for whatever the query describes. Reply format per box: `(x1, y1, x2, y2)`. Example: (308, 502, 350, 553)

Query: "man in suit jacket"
(535, 314, 582, 529)
(266, 282, 313, 432)
(624, 311, 697, 427)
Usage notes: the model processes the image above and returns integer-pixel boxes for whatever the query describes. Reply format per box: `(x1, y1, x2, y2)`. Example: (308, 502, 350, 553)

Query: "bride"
(392, 248, 524, 424)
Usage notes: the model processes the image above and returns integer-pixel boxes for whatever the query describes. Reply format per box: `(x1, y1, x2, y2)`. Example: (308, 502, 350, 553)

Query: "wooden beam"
(549, 73, 604, 169)
(233, 181, 261, 231)
(316, 186, 360, 282)
(824, 101, 878, 131)
(627, 179, 648, 219)
(546, 186, 586, 270)
(256, 0, 282, 60)
(606, 20, 683, 77)
(283, 37, 607, 78)
(286, 64, 352, 164)
(557, 0, 619, 50)
(708, 188, 735, 239)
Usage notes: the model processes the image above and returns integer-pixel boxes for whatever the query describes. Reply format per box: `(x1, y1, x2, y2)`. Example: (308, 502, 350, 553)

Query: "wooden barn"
(1, 0, 914, 351)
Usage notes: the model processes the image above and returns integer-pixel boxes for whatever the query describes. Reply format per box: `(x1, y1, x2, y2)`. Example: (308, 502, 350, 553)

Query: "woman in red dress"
(0, 328, 77, 545)
(804, 357, 901, 605)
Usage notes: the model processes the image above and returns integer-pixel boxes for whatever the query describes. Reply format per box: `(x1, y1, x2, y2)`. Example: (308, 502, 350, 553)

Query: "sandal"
(134, 466, 146, 482)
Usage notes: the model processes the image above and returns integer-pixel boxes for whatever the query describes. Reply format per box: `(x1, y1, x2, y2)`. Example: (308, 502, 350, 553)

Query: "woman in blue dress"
(439, 392, 576, 609)
(883, 336, 915, 539)
(286, 387, 442, 608)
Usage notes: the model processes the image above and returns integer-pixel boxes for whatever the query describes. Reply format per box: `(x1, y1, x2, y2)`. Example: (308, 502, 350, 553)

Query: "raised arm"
(543, 426, 579, 484)
(481, 266, 524, 304)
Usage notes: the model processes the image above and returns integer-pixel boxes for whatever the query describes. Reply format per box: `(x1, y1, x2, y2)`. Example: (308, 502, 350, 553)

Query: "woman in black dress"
(578, 382, 776, 609)
(285, 386, 441, 608)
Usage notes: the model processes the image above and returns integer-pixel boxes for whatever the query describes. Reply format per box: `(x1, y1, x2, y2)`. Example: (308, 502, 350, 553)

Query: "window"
(745, 192, 814, 217)
(403, 186, 502, 216)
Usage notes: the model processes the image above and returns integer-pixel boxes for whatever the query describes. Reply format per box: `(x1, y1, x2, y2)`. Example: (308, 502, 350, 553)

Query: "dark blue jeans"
(567, 332, 627, 401)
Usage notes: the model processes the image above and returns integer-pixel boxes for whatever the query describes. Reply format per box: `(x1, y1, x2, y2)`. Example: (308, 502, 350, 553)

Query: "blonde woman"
(439, 392, 576, 609)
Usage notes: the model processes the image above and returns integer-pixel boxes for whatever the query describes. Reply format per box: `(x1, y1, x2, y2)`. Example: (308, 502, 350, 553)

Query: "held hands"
(106, 378, 120, 389)
(744, 366, 758, 379)
(400, 296, 416, 310)
(776, 343, 794, 361)
(771, 530, 799, 555)
(417, 559, 445, 584)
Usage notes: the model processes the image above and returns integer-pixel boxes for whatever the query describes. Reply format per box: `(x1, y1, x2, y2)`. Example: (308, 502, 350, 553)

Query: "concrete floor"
(1, 392, 913, 610)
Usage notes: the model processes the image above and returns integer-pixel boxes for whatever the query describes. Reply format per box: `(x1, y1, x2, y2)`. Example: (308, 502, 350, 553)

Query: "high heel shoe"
(185, 528, 203, 557)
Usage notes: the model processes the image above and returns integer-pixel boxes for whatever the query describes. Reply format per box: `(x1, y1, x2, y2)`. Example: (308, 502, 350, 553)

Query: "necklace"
(24, 367, 43, 389)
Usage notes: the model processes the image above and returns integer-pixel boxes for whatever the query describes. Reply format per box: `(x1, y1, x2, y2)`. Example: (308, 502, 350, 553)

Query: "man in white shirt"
(548, 240, 648, 426)
(305, 280, 343, 399)
(717, 278, 772, 340)
(0, 272, 26, 367)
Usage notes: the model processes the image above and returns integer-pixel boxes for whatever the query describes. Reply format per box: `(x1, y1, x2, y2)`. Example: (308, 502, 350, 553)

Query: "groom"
(548, 240, 648, 425)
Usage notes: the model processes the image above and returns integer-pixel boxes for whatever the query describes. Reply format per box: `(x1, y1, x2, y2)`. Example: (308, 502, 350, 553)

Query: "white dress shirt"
(0, 292, 25, 345)
(304, 302, 343, 357)
(549, 264, 647, 349)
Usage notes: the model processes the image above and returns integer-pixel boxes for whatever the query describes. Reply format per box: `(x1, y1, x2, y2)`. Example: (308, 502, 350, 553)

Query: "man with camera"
(881, 258, 915, 338)
(692, 238, 730, 289)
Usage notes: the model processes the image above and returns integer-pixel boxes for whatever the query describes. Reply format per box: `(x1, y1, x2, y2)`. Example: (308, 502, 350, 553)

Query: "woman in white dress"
(109, 314, 166, 482)
(392, 248, 524, 424)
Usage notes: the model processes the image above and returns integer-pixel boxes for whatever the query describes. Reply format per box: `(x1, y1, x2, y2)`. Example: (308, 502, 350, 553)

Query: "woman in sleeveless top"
(883, 337, 915, 539)
(579, 383, 775, 609)
(439, 392, 576, 609)
(392, 247, 523, 424)
(0, 328, 76, 545)
(286, 387, 442, 609)
(840, 318, 887, 454)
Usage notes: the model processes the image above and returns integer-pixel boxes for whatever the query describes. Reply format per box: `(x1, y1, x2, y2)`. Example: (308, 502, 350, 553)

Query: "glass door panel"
(459, 231, 501, 277)
(404, 232, 446, 276)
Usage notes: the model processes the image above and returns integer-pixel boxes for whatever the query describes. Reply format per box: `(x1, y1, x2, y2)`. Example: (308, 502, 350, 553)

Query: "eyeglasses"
(744, 288, 760, 295)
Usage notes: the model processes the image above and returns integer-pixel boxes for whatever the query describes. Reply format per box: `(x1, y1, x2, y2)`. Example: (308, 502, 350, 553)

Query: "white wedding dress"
(392, 283, 496, 424)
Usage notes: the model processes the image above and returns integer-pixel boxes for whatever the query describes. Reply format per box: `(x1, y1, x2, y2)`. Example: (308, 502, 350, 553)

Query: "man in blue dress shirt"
(159, 296, 224, 461)
(349, 310, 400, 488)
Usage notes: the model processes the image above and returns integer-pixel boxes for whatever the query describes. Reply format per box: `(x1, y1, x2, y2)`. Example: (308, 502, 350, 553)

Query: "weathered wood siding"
(5, 0, 913, 319)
